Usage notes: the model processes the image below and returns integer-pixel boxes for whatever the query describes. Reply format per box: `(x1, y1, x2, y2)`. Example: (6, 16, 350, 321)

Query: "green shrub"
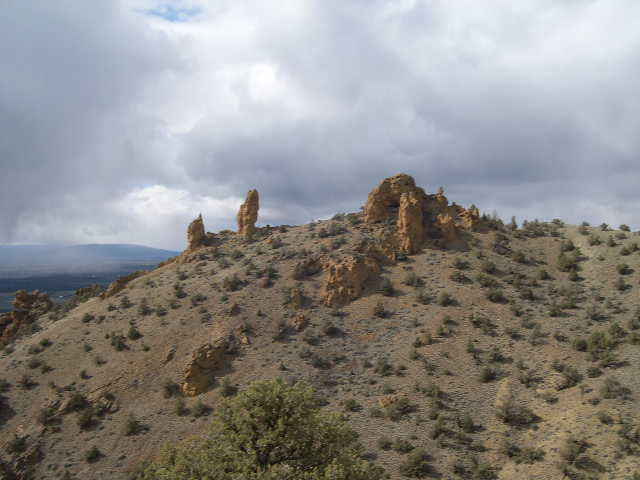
(125, 415, 145, 436)
(84, 446, 101, 463)
(436, 292, 455, 307)
(78, 407, 96, 430)
(343, 399, 361, 412)
(377, 437, 392, 450)
(398, 448, 433, 477)
(480, 366, 499, 383)
(139, 379, 384, 480)
(392, 438, 414, 453)
(486, 288, 507, 303)
(127, 326, 142, 341)
(220, 377, 238, 397)
(373, 301, 386, 318)
(379, 277, 394, 296)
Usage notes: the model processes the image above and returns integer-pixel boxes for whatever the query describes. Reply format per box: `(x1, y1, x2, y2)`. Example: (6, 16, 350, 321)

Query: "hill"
(0, 175, 639, 480)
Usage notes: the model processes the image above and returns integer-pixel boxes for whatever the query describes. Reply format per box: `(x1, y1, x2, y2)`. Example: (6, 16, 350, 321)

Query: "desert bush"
(476, 273, 499, 289)
(138, 379, 384, 480)
(110, 334, 127, 351)
(373, 301, 386, 318)
(37, 406, 56, 425)
(385, 397, 416, 421)
(450, 271, 470, 284)
(5, 435, 27, 454)
(486, 288, 507, 303)
(220, 377, 238, 397)
(436, 292, 455, 307)
(127, 325, 142, 341)
(343, 399, 361, 412)
(222, 274, 244, 292)
(481, 260, 497, 274)
(453, 258, 470, 270)
(163, 381, 181, 399)
(84, 446, 101, 463)
(500, 440, 545, 464)
(403, 272, 423, 287)
(78, 407, 96, 430)
(600, 377, 632, 400)
(392, 438, 414, 453)
(479, 366, 499, 383)
(379, 277, 394, 296)
(398, 448, 433, 477)
(126, 415, 145, 436)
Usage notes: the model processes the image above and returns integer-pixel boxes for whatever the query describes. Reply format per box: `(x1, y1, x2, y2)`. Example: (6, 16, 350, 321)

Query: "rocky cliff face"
(0, 290, 52, 341)
(237, 189, 259, 240)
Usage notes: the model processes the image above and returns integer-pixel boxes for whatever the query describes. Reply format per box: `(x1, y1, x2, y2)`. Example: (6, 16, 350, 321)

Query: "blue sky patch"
(146, 4, 202, 22)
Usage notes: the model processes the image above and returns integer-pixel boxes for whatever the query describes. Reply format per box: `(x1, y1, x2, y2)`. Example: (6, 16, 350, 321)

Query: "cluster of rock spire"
(185, 173, 478, 254)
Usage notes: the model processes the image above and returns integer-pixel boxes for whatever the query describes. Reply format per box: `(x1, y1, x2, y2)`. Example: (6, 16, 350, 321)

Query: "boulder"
(237, 189, 259, 239)
(181, 338, 228, 396)
(323, 256, 380, 307)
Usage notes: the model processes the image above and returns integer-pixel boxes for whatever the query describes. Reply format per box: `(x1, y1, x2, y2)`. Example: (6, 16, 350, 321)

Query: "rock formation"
(397, 191, 425, 254)
(364, 174, 422, 224)
(181, 338, 228, 396)
(237, 189, 259, 239)
(290, 312, 308, 331)
(324, 256, 381, 307)
(363, 173, 481, 253)
(187, 214, 206, 251)
(0, 290, 52, 342)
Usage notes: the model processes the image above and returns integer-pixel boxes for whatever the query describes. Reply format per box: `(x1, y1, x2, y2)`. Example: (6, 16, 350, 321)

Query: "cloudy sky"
(2, 0, 639, 250)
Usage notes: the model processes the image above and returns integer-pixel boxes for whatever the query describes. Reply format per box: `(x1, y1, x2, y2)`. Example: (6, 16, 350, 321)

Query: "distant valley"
(0, 244, 179, 311)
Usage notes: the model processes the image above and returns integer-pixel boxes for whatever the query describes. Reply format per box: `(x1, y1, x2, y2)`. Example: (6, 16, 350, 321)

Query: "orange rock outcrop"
(0, 290, 52, 341)
(187, 214, 206, 251)
(181, 338, 228, 396)
(323, 256, 380, 307)
(237, 189, 259, 239)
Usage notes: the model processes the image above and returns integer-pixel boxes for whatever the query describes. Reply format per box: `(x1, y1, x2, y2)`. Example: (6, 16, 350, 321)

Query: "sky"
(1, 0, 640, 250)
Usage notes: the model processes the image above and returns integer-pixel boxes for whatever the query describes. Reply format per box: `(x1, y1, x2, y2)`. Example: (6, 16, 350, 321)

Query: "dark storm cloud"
(2, 0, 640, 249)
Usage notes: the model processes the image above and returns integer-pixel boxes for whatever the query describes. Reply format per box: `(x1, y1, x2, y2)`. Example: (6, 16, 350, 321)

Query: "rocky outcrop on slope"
(0, 290, 52, 341)
(181, 339, 229, 396)
(323, 256, 380, 307)
(237, 189, 259, 240)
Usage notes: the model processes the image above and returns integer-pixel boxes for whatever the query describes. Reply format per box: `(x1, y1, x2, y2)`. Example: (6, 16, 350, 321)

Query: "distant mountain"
(0, 244, 179, 311)
(0, 244, 179, 278)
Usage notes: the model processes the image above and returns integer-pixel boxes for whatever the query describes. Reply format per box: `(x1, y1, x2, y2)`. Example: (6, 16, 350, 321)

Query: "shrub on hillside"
(137, 379, 384, 480)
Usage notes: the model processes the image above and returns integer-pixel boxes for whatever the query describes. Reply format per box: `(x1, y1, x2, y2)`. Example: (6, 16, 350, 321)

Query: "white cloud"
(2, 0, 640, 250)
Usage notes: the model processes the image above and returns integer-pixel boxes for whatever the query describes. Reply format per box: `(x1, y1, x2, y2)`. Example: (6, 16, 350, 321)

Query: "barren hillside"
(1, 175, 639, 480)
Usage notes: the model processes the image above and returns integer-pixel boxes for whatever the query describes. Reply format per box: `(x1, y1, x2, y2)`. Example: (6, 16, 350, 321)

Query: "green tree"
(139, 379, 384, 480)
